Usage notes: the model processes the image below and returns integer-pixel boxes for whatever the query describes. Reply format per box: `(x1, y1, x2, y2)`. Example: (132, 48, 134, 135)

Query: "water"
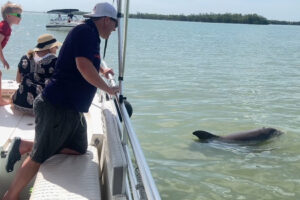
(3, 13, 300, 199)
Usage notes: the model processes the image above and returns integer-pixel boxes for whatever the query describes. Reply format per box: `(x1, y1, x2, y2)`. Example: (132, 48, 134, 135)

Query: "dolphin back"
(222, 127, 283, 142)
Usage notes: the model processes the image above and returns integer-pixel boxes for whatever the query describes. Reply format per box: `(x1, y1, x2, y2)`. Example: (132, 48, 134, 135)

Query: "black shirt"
(43, 19, 101, 112)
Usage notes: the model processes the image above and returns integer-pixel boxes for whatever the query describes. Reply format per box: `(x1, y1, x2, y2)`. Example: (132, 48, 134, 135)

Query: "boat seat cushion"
(101, 108, 127, 197)
(30, 146, 101, 200)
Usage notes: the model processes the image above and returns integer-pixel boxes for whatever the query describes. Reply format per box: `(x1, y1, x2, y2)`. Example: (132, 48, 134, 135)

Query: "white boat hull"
(46, 21, 82, 31)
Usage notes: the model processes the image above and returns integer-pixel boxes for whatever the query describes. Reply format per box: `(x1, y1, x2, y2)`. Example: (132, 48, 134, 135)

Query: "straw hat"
(34, 34, 62, 52)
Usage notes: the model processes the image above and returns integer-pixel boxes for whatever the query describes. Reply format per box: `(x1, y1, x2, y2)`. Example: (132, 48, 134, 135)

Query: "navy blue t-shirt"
(43, 19, 101, 112)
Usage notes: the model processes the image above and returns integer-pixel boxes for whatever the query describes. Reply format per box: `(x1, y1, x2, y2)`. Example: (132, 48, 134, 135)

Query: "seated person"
(12, 34, 61, 114)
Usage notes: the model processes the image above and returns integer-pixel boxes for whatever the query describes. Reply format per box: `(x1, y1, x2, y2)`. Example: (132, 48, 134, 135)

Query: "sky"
(10, 0, 300, 21)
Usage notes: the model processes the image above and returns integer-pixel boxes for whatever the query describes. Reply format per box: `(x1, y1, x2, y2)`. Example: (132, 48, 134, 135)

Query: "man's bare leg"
(60, 148, 81, 155)
(2, 147, 82, 200)
(19, 140, 80, 155)
(19, 140, 33, 155)
(2, 157, 40, 200)
(2, 137, 82, 199)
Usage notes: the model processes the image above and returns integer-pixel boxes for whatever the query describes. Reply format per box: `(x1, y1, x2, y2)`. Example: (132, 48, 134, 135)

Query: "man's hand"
(101, 67, 114, 79)
(107, 85, 120, 95)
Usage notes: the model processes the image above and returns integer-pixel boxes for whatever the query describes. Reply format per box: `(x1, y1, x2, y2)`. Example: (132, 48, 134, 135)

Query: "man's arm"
(0, 34, 9, 69)
(76, 57, 119, 95)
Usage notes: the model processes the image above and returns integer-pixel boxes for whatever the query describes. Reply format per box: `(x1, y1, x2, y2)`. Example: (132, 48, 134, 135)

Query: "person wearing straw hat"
(2, 3, 119, 199)
(11, 33, 61, 115)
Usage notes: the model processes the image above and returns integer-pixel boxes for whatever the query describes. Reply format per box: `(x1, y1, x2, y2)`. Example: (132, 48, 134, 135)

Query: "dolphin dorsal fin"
(193, 130, 219, 140)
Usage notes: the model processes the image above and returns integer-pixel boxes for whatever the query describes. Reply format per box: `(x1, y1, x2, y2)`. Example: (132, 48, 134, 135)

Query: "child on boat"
(0, 1, 22, 106)
(11, 34, 62, 115)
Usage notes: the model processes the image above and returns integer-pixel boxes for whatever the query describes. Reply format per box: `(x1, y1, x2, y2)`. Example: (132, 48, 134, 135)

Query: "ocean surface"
(3, 12, 300, 200)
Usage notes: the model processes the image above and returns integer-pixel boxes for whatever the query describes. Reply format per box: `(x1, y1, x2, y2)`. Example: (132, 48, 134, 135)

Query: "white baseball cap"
(83, 2, 117, 20)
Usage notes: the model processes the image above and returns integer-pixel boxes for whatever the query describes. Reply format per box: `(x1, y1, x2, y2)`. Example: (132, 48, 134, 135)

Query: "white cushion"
(30, 146, 101, 200)
(101, 106, 127, 199)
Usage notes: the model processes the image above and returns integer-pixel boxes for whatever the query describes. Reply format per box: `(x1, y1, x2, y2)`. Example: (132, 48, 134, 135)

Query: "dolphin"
(193, 127, 283, 143)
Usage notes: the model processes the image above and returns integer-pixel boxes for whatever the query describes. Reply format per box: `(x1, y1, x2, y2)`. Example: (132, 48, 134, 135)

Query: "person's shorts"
(30, 94, 87, 163)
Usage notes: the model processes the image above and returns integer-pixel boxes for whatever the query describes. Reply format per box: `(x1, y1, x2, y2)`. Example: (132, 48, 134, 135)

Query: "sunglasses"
(109, 17, 118, 28)
(9, 13, 21, 18)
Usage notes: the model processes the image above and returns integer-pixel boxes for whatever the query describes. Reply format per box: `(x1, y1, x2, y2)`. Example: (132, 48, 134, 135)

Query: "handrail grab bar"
(101, 61, 161, 200)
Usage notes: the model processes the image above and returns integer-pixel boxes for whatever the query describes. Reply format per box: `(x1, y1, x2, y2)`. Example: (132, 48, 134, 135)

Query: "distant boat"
(46, 9, 83, 31)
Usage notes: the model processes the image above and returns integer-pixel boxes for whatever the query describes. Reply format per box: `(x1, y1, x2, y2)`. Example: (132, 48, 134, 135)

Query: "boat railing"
(101, 61, 161, 200)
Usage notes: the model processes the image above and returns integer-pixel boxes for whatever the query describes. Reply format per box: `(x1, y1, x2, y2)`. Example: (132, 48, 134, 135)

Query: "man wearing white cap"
(3, 3, 119, 199)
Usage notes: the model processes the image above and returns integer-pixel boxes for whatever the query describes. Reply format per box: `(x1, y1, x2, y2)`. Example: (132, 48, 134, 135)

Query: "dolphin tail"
(193, 130, 219, 140)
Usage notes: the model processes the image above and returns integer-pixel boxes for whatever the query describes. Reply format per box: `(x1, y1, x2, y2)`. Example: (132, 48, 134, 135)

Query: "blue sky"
(14, 0, 300, 21)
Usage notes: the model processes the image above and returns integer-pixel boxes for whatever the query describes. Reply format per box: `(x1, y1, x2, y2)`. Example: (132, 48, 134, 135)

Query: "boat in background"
(46, 9, 83, 31)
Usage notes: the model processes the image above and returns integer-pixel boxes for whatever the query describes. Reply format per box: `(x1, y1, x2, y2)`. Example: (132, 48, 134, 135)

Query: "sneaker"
(5, 137, 21, 173)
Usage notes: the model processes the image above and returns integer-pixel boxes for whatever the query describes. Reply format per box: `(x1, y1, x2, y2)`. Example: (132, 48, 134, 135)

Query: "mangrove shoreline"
(129, 13, 300, 25)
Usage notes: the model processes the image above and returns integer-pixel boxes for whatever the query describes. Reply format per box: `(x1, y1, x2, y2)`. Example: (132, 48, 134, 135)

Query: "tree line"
(129, 13, 300, 25)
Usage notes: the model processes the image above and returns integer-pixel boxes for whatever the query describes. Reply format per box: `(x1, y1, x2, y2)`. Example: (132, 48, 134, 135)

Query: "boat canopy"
(47, 9, 79, 14)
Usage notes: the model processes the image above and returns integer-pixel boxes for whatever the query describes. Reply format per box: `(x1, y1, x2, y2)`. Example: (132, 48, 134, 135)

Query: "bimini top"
(47, 9, 79, 14)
